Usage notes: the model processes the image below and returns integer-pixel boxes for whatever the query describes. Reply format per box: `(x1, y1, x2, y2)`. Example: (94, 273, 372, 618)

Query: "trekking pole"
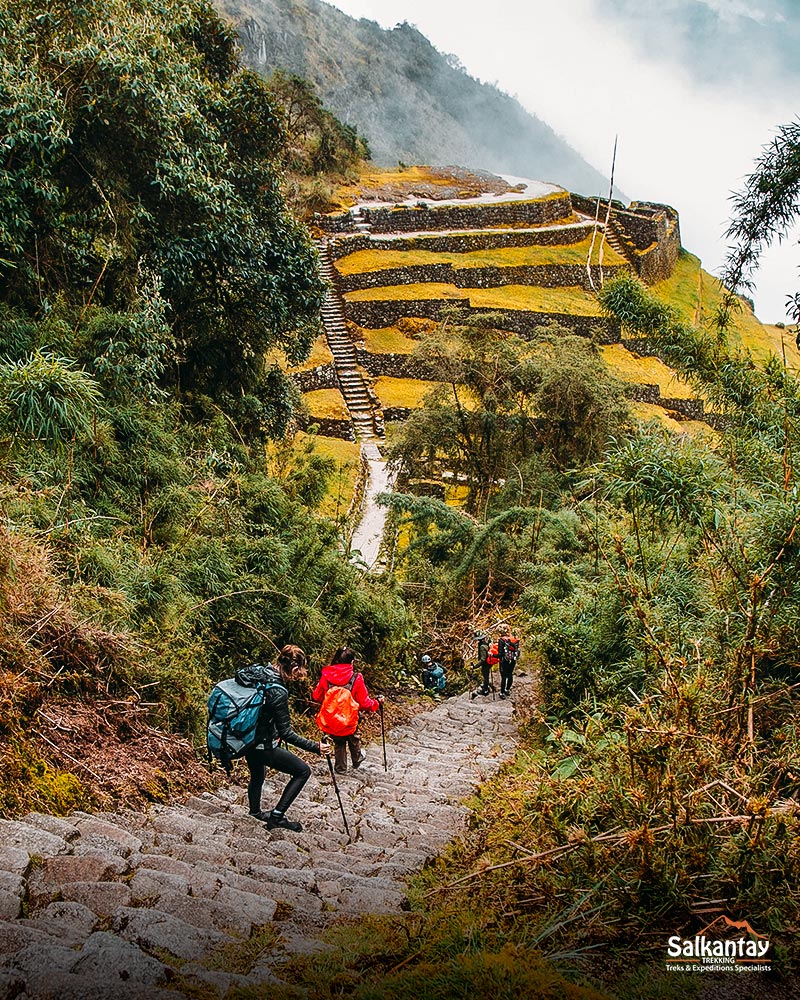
(379, 701, 387, 771)
(326, 756, 352, 841)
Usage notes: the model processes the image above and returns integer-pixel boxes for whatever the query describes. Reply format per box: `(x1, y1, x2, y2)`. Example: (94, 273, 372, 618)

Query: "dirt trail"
(0, 684, 524, 998)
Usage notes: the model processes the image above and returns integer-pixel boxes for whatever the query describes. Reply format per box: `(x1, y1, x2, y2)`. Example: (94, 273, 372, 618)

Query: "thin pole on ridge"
(598, 134, 619, 289)
(586, 196, 602, 293)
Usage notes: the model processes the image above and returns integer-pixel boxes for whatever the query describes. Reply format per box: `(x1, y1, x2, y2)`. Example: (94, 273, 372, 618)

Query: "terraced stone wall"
(355, 348, 436, 380)
(318, 195, 574, 235)
(296, 413, 355, 440)
(328, 224, 598, 259)
(626, 383, 705, 420)
(572, 194, 681, 284)
(290, 363, 339, 393)
(336, 262, 628, 293)
(344, 299, 621, 344)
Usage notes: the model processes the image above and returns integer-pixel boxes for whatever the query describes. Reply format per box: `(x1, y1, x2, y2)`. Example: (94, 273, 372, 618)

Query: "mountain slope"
(216, 0, 611, 196)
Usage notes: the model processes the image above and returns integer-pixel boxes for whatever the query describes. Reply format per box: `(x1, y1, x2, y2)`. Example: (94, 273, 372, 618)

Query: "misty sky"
(329, 0, 799, 322)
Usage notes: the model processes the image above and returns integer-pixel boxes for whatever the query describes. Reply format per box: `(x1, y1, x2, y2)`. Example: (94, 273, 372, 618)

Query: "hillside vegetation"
(216, 0, 612, 194)
(0, 0, 409, 812)
(3, 0, 800, 992)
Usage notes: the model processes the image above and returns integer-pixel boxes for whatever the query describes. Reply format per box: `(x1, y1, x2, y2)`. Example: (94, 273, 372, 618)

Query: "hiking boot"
(249, 810, 271, 822)
(266, 811, 303, 832)
(353, 750, 366, 768)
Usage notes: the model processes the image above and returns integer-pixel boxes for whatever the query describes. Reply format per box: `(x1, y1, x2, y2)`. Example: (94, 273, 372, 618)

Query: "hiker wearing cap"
(312, 646, 382, 774)
(244, 644, 332, 831)
(471, 631, 492, 698)
(420, 654, 446, 693)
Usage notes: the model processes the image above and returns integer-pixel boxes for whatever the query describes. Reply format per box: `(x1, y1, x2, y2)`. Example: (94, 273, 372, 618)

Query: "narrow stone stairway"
(317, 242, 382, 440)
(602, 217, 637, 272)
(0, 685, 524, 999)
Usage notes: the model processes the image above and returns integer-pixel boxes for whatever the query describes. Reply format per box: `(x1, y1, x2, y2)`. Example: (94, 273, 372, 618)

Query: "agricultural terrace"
(344, 283, 604, 315)
(334, 237, 627, 274)
(373, 376, 442, 411)
(601, 344, 697, 400)
(302, 388, 349, 421)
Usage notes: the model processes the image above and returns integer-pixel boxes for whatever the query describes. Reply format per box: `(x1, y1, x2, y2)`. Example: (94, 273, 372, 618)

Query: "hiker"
(471, 631, 492, 698)
(497, 626, 521, 699)
(312, 646, 383, 773)
(420, 654, 446, 693)
(244, 645, 332, 831)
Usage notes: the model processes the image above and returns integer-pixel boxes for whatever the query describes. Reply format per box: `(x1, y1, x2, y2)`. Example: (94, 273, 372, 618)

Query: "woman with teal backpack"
(244, 645, 332, 831)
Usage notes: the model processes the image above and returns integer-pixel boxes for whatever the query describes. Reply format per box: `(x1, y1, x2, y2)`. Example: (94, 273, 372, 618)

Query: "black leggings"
(244, 744, 311, 816)
(500, 661, 514, 694)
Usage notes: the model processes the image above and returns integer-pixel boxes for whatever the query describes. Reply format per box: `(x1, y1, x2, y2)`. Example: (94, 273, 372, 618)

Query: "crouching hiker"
(313, 646, 382, 773)
(244, 645, 332, 831)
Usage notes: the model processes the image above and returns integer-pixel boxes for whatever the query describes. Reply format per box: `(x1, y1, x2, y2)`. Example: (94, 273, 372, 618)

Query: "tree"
(0, 0, 325, 430)
(719, 118, 800, 325)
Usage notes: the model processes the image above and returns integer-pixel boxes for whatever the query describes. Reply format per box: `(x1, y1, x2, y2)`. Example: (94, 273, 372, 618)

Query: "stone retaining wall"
(626, 383, 705, 420)
(355, 348, 436, 380)
(295, 413, 355, 441)
(383, 406, 415, 422)
(571, 195, 681, 284)
(290, 363, 339, 394)
(328, 224, 598, 260)
(345, 299, 621, 344)
(317, 195, 574, 235)
(336, 261, 628, 293)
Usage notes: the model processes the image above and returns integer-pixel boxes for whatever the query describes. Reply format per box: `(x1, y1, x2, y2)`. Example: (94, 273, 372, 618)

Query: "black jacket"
(242, 664, 320, 755)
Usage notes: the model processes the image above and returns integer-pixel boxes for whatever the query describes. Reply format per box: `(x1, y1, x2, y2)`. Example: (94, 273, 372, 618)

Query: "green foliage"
(720, 119, 800, 323)
(0, 352, 101, 450)
(265, 70, 370, 217)
(0, 0, 324, 419)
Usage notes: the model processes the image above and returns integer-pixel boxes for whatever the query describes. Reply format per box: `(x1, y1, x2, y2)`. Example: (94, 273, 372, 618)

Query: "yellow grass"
(356, 326, 417, 354)
(601, 344, 696, 400)
(373, 377, 440, 409)
(652, 251, 790, 361)
(294, 432, 362, 519)
(268, 335, 334, 374)
(335, 237, 627, 275)
(345, 283, 603, 316)
(303, 388, 350, 421)
(630, 402, 717, 440)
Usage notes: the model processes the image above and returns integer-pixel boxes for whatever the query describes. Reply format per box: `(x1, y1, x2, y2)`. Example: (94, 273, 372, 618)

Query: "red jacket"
(312, 663, 380, 713)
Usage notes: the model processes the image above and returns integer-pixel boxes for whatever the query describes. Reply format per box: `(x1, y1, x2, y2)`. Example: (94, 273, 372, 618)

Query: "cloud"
(593, 0, 799, 90)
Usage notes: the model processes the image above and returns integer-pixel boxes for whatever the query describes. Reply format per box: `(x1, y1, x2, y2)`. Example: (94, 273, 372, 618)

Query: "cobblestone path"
(0, 688, 521, 999)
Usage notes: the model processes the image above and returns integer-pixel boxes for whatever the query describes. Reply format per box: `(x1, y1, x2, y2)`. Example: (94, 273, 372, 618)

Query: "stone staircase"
(0, 686, 523, 998)
(602, 217, 637, 273)
(318, 242, 383, 440)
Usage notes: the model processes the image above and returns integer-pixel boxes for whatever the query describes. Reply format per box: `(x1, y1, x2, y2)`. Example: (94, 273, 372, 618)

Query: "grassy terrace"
(335, 237, 627, 275)
(630, 401, 715, 438)
(356, 326, 418, 354)
(345, 282, 604, 316)
(653, 251, 786, 358)
(303, 388, 350, 421)
(303, 433, 362, 519)
(373, 377, 441, 409)
(268, 334, 334, 374)
(601, 344, 696, 399)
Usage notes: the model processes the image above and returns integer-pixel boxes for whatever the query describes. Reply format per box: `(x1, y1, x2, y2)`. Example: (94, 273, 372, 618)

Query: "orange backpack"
(486, 642, 500, 666)
(315, 674, 360, 737)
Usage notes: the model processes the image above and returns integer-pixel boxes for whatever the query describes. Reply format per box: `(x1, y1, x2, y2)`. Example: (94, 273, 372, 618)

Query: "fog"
(330, 0, 799, 323)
